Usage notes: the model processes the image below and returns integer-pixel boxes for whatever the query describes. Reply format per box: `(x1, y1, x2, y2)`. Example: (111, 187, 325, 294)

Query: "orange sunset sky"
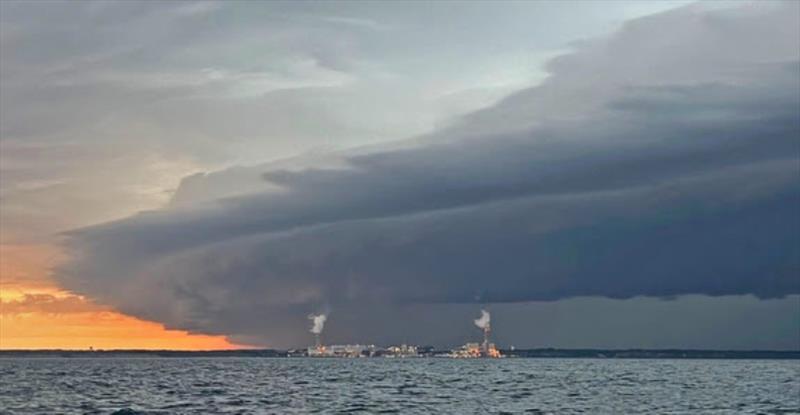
(0, 244, 242, 350)
(0, 118, 249, 349)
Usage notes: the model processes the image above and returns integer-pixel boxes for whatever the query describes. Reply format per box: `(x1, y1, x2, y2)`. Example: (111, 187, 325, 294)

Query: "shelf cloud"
(57, 2, 800, 346)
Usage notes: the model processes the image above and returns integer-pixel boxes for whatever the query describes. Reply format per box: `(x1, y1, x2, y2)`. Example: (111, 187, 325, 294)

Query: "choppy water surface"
(0, 358, 797, 414)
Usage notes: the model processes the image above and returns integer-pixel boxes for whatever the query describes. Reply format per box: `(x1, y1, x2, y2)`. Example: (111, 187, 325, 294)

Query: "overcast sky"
(1, 0, 798, 349)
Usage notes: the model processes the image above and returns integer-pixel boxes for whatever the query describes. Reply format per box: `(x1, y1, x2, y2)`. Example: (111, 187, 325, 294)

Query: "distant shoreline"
(1, 349, 798, 360)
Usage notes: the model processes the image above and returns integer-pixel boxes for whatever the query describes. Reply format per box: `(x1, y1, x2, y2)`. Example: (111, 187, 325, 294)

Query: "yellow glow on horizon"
(0, 310, 245, 350)
(0, 244, 65, 297)
(1, 244, 247, 350)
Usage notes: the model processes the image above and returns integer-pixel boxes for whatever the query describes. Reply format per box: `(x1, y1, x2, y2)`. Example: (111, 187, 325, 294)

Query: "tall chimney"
(482, 326, 490, 354)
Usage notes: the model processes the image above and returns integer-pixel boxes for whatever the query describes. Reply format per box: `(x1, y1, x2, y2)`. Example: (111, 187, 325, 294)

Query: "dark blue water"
(0, 358, 797, 414)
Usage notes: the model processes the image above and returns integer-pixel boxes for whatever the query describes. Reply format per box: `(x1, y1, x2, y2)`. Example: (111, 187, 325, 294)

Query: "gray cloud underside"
(58, 2, 800, 346)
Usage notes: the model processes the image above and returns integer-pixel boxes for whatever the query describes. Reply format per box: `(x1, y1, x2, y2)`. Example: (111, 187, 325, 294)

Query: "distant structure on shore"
(308, 344, 376, 357)
(304, 344, 425, 358)
(449, 309, 502, 358)
(305, 309, 502, 358)
(307, 313, 330, 356)
(385, 344, 419, 358)
(4, 349, 799, 360)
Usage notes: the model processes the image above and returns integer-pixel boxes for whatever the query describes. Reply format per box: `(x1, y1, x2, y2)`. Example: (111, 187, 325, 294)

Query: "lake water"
(0, 358, 797, 414)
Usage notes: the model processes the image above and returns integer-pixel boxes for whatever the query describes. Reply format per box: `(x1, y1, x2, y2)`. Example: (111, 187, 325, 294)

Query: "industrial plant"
(448, 309, 502, 358)
(304, 310, 502, 358)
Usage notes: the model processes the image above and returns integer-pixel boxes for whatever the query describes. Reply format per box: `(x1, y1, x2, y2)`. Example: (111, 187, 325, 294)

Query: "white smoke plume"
(308, 313, 327, 334)
(474, 309, 491, 330)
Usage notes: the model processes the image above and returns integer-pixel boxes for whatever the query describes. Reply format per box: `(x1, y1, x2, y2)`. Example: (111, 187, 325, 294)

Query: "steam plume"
(474, 309, 490, 330)
(309, 313, 327, 334)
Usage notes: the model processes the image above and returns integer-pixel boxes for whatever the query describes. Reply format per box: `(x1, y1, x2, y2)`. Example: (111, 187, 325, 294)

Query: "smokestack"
(308, 313, 327, 349)
(474, 309, 491, 353)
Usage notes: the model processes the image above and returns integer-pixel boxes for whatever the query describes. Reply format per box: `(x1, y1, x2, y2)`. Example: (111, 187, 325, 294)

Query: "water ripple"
(0, 358, 798, 414)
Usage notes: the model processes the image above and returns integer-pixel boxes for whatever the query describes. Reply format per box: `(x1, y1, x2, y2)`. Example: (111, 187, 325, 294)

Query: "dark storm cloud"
(57, 2, 800, 347)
